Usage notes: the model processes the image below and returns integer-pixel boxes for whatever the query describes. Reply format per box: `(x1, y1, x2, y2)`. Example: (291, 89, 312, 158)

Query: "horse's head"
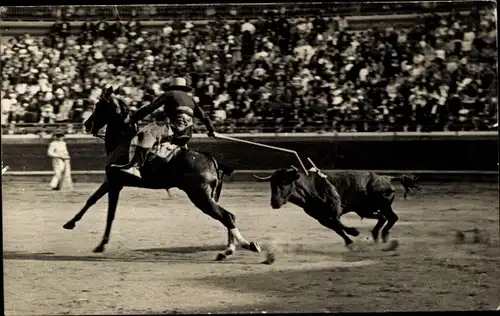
(84, 86, 131, 136)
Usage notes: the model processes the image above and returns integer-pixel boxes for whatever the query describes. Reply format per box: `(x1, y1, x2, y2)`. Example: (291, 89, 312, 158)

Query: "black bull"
(254, 167, 419, 247)
(62, 86, 260, 260)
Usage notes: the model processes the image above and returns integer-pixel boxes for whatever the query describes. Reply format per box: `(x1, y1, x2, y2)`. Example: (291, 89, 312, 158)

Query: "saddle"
(146, 141, 186, 164)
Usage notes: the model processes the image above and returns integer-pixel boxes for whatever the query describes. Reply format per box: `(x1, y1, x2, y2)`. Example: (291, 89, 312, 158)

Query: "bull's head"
(253, 165, 301, 209)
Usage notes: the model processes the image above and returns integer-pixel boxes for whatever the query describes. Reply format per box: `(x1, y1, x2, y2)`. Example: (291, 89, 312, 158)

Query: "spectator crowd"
(1, 7, 497, 134)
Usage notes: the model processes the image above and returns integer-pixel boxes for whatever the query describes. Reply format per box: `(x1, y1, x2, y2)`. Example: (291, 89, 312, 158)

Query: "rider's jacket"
(131, 89, 216, 140)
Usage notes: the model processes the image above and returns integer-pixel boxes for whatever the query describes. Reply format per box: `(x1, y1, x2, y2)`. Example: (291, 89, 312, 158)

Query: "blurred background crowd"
(1, 3, 497, 134)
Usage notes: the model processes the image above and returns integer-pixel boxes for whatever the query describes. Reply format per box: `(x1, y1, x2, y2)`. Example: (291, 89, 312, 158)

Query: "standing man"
(47, 130, 73, 190)
(111, 77, 217, 170)
(1, 162, 8, 175)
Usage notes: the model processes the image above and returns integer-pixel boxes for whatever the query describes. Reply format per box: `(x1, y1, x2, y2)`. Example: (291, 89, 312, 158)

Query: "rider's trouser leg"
(111, 146, 148, 169)
(111, 136, 149, 169)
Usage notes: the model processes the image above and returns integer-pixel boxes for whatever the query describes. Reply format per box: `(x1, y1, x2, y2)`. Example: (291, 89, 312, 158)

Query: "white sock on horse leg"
(230, 228, 249, 245)
(224, 243, 236, 254)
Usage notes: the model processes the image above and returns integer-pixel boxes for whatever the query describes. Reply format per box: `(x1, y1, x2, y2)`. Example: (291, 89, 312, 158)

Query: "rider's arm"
(130, 94, 167, 123)
(193, 101, 216, 135)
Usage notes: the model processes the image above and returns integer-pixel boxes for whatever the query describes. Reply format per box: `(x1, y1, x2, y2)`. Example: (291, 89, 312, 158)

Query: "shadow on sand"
(3, 244, 261, 264)
(3, 240, 396, 264)
(132, 244, 226, 254)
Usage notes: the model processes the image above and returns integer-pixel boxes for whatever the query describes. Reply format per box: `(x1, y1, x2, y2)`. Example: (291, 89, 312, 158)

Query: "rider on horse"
(111, 77, 217, 170)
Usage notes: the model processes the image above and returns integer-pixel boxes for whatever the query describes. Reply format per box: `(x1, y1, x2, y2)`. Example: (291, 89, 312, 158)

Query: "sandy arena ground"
(3, 180, 499, 314)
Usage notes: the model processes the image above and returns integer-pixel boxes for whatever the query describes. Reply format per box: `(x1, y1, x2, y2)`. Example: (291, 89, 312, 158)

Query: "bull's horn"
(253, 174, 272, 182)
(290, 165, 299, 172)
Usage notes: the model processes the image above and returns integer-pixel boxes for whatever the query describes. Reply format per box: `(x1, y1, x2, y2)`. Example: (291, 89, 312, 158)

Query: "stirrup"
(111, 163, 133, 169)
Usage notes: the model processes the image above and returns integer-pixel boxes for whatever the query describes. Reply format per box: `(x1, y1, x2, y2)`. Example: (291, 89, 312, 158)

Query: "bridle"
(90, 95, 134, 140)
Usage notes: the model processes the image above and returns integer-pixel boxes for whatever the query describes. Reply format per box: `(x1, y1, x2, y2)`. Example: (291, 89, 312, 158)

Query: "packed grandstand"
(0, 3, 497, 134)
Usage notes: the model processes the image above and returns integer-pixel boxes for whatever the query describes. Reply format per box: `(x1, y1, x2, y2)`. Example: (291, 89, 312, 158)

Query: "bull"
(254, 166, 419, 247)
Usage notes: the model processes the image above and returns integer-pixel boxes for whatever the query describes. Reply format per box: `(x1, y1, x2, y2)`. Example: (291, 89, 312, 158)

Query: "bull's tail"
(391, 174, 421, 200)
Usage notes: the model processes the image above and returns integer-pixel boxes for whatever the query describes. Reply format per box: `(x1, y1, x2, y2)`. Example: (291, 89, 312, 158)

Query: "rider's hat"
(164, 77, 193, 93)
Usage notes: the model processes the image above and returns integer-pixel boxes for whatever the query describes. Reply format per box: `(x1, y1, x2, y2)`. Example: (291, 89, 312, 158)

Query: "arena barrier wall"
(2, 132, 498, 183)
(0, 11, 471, 36)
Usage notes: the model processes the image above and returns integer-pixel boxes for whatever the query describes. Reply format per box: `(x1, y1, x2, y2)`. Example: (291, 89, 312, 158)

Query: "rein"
(93, 133, 106, 140)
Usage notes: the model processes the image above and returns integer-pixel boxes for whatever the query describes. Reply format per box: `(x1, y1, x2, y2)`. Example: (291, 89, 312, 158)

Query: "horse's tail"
(209, 155, 234, 202)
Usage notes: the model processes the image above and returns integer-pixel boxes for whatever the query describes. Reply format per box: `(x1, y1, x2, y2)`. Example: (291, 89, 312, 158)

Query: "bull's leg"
(327, 202, 360, 238)
(360, 212, 387, 243)
(93, 184, 123, 253)
(185, 187, 260, 261)
(63, 180, 109, 230)
(380, 206, 399, 243)
(318, 218, 355, 247)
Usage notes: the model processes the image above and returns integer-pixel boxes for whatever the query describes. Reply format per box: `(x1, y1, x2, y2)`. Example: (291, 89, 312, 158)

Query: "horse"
(63, 87, 261, 261)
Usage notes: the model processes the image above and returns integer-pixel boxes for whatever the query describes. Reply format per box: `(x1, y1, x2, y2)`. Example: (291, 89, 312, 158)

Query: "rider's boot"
(111, 147, 147, 169)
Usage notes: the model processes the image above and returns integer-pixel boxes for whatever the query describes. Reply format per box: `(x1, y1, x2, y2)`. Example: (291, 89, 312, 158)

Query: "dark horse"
(63, 87, 260, 260)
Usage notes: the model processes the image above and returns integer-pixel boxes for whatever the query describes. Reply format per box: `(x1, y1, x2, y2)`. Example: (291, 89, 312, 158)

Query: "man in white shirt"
(47, 131, 72, 190)
(1, 162, 8, 175)
(1, 91, 12, 125)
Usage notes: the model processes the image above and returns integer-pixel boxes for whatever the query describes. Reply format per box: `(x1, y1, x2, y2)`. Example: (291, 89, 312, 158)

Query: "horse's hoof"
(215, 253, 227, 261)
(346, 243, 359, 252)
(62, 222, 75, 230)
(225, 248, 234, 257)
(93, 245, 105, 253)
(241, 242, 260, 253)
(249, 241, 261, 253)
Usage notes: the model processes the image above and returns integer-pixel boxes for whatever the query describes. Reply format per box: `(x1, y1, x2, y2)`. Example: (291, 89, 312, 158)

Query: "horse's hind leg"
(63, 180, 109, 230)
(218, 212, 237, 261)
(93, 184, 123, 253)
(185, 187, 260, 261)
(226, 213, 236, 247)
(211, 179, 236, 252)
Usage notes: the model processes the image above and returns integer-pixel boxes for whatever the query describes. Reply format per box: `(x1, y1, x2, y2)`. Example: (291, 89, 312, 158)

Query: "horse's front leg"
(93, 184, 123, 253)
(185, 186, 260, 261)
(63, 180, 109, 230)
